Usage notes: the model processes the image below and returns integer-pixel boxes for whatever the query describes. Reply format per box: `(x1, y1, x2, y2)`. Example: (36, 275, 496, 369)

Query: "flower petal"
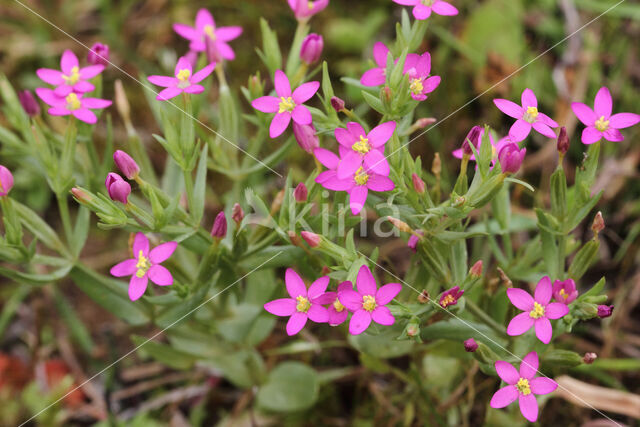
(339, 289, 363, 311)
(366, 174, 395, 192)
(422, 75, 441, 93)
(545, 302, 569, 320)
(35, 88, 63, 106)
(133, 232, 149, 256)
(349, 186, 368, 215)
(337, 151, 362, 180)
(609, 112, 640, 129)
(82, 98, 112, 109)
(372, 42, 389, 67)
(286, 312, 308, 336)
(534, 317, 552, 344)
(367, 121, 396, 147)
(252, 96, 280, 113)
(376, 283, 401, 305)
(79, 65, 104, 79)
(532, 121, 557, 139)
(509, 119, 532, 142)
(110, 259, 137, 277)
(431, 0, 458, 15)
(506, 288, 535, 311)
(264, 298, 296, 316)
(195, 8, 214, 30)
(493, 99, 523, 119)
(191, 63, 216, 83)
(521, 88, 537, 108)
(360, 68, 386, 86)
(518, 394, 539, 423)
(507, 312, 535, 336)
(173, 23, 197, 41)
(581, 126, 602, 144)
(269, 112, 291, 138)
(349, 309, 372, 335)
(60, 50, 78, 74)
(174, 57, 193, 77)
(149, 241, 177, 264)
(594, 86, 612, 118)
(291, 105, 312, 125)
(571, 102, 597, 126)
(371, 306, 395, 325)
(285, 268, 307, 298)
(319, 172, 352, 191)
(495, 360, 519, 385)
(314, 147, 340, 169)
(536, 112, 559, 128)
(335, 127, 355, 147)
(148, 264, 173, 286)
(129, 275, 148, 301)
(216, 26, 243, 42)
(530, 377, 558, 395)
(274, 69, 291, 97)
(534, 276, 552, 305)
(347, 122, 367, 139)
(603, 128, 624, 142)
(184, 84, 205, 94)
(490, 385, 518, 409)
(148, 75, 178, 87)
(292, 81, 320, 104)
(307, 304, 329, 323)
(363, 150, 390, 176)
(157, 87, 183, 101)
(412, 4, 432, 19)
(308, 276, 330, 300)
(355, 266, 377, 298)
(36, 68, 64, 85)
(72, 108, 97, 124)
(329, 309, 349, 326)
(519, 351, 538, 379)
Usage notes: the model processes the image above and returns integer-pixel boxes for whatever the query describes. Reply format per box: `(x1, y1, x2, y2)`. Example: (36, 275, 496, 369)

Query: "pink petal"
(393, 0, 419, 5)
(173, 23, 198, 41)
(422, 75, 441, 93)
(534, 317, 552, 344)
(545, 302, 569, 320)
(372, 42, 389, 67)
(312, 291, 335, 305)
(519, 351, 538, 379)
(189, 40, 205, 52)
(509, 119, 532, 142)
(264, 298, 296, 316)
(314, 147, 340, 169)
(368, 121, 396, 147)
(363, 150, 390, 176)
(339, 289, 363, 311)
(347, 122, 367, 139)
(521, 88, 537, 108)
(534, 276, 552, 305)
(490, 385, 518, 408)
(149, 241, 177, 264)
(269, 112, 291, 138)
(506, 288, 534, 311)
(73, 81, 95, 93)
(72, 108, 97, 124)
(571, 102, 597, 126)
(335, 127, 355, 147)
(82, 98, 112, 109)
(36, 68, 64, 85)
(431, 0, 458, 15)
(412, 4, 432, 19)
(356, 265, 377, 296)
(603, 128, 624, 142)
(349, 186, 368, 215)
(292, 81, 320, 104)
(48, 107, 70, 116)
(581, 126, 602, 144)
(53, 85, 73, 97)
(291, 105, 312, 125)
(452, 148, 464, 160)
(366, 174, 395, 192)
(133, 232, 149, 257)
(507, 312, 535, 336)
(157, 87, 183, 101)
(79, 65, 104, 79)
(148, 75, 178, 87)
(348, 309, 372, 335)
(329, 309, 349, 326)
(536, 112, 559, 128)
(495, 360, 519, 384)
(35, 88, 64, 106)
(195, 8, 214, 31)
(532, 121, 557, 139)
(416, 52, 431, 76)
(338, 281, 353, 293)
(307, 304, 329, 323)
(60, 50, 78, 74)
(174, 57, 193, 77)
(128, 275, 148, 301)
(337, 151, 362, 180)
(184, 84, 205, 94)
(376, 283, 401, 305)
(252, 96, 280, 113)
(360, 68, 386, 86)
(216, 26, 243, 42)
(148, 264, 173, 286)
(110, 259, 137, 277)
(493, 99, 523, 119)
(286, 312, 308, 336)
(308, 276, 330, 300)
(403, 54, 420, 73)
(274, 70, 291, 97)
(285, 268, 307, 298)
(518, 394, 539, 423)
(319, 172, 352, 191)
(530, 377, 557, 395)
(371, 306, 395, 325)
(609, 112, 640, 129)
(594, 86, 612, 118)
(191, 63, 216, 83)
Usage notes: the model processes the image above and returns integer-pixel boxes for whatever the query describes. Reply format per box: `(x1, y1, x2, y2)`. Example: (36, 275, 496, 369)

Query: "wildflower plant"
(0, 1, 637, 425)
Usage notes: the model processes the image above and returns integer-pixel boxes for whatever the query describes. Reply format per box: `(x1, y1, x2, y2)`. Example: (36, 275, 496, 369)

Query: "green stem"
(183, 169, 195, 217)
(56, 192, 74, 247)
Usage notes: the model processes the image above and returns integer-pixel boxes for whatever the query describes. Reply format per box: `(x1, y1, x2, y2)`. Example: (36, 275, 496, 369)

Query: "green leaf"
(192, 144, 208, 223)
(348, 324, 414, 358)
(361, 90, 385, 114)
(131, 335, 196, 370)
(256, 362, 319, 412)
(258, 18, 282, 75)
(13, 201, 68, 256)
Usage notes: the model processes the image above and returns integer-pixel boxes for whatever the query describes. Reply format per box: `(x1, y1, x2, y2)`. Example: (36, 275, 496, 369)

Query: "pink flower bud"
(292, 122, 319, 154)
(469, 260, 483, 278)
(592, 211, 604, 235)
(331, 96, 345, 112)
(583, 352, 597, 364)
(464, 338, 478, 352)
(498, 143, 526, 174)
(300, 33, 323, 64)
(462, 126, 482, 156)
(300, 230, 320, 247)
(113, 150, 140, 180)
(18, 90, 40, 117)
(415, 117, 436, 128)
(87, 43, 110, 66)
(412, 173, 425, 194)
(232, 203, 244, 225)
(557, 126, 569, 155)
(597, 304, 613, 318)
(71, 187, 92, 203)
(105, 172, 130, 204)
(388, 216, 412, 233)
(0, 165, 15, 196)
(211, 211, 227, 238)
(293, 183, 308, 202)
(552, 279, 578, 304)
(407, 230, 423, 252)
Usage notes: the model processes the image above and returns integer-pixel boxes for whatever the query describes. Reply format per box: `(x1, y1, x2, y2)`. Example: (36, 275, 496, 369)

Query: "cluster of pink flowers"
(264, 266, 401, 336)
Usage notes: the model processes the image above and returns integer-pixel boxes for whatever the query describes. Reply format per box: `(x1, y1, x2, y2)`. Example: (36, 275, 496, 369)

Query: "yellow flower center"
(0, 178, 4, 192)
(524, 106, 539, 123)
(63, 66, 80, 85)
(278, 96, 296, 114)
(362, 295, 377, 312)
(559, 289, 568, 300)
(65, 93, 81, 111)
(204, 25, 217, 40)
(177, 69, 191, 82)
(308, 1, 314, 10)
(516, 378, 531, 395)
(529, 301, 545, 319)
(421, 0, 434, 5)
(410, 78, 424, 96)
(595, 115, 609, 132)
(296, 295, 311, 313)
(440, 294, 455, 308)
(135, 250, 150, 278)
(333, 299, 345, 313)
(352, 135, 371, 154)
(354, 166, 369, 185)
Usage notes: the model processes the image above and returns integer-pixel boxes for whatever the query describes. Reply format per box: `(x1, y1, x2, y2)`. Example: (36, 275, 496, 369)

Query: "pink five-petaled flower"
(336, 121, 396, 180)
(315, 282, 353, 326)
(35, 88, 111, 124)
(439, 286, 464, 308)
(36, 50, 104, 97)
(252, 70, 319, 138)
(263, 269, 330, 336)
(392, 0, 458, 20)
(288, 0, 329, 20)
(452, 128, 507, 166)
(314, 148, 395, 215)
(552, 279, 578, 304)
(173, 9, 242, 60)
(406, 52, 441, 101)
(338, 265, 402, 335)
(110, 233, 178, 301)
(490, 351, 557, 422)
(148, 57, 216, 101)
(360, 42, 419, 87)
(494, 89, 559, 142)
(571, 86, 640, 144)
(506, 276, 569, 344)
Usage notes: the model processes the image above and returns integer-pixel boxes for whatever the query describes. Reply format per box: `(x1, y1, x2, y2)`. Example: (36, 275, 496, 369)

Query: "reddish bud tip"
(557, 126, 569, 155)
(292, 122, 319, 154)
(293, 182, 308, 202)
(104, 172, 130, 204)
(412, 173, 425, 194)
(0, 165, 15, 196)
(592, 211, 604, 235)
(232, 203, 244, 225)
(330, 96, 345, 112)
(87, 42, 109, 66)
(300, 33, 323, 65)
(113, 150, 139, 180)
(469, 260, 483, 278)
(300, 230, 320, 247)
(417, 290, 430, 304)
(211, 211, 227, 238)
(583, 352, 597, 364)
(597, 304, 613, 318)
(18, 90, 40, 117)
(464, 338, 478, 352)
(462, 126, 482, 156)
(71, 187, 91, 203)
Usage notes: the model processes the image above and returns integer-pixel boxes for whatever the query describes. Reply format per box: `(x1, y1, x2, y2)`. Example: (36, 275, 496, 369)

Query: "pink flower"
(407, 230, 423, 252)
(288, 0, 329, 20)
(360, 42, 420, 87)
(148, 57, 216, 101)
(552, 279, 577, 304)
(173, 9, 242, 60)
(251, 70, 319, 138)
(314, 148, 395, 215)
(571, 86, 640, 144)
(452, 127, 506, 164)
(316, 282, 353, 326)
(263, 269, 330, 336)
(87, 43, 109, 67)
(300, 34, 324, 65)
(506, 276, 569, 344)
(292, 122, 320, 153)
(105, 172, 131, 204)
(406, 52, 441, 101)
(36, 50, 104, 97)
(35, 88, 111, 124)
(0, 165, 14, 196)
(335, 121, 396, 180)
(338, 265, 402, 335)
(110, 233, 177, 301)
(392, 0, 458, 20)
(439, 286, 464, 308)
(490, 351, 558, 422)
(498, 142, 526, 174)
(494, 89, 559, 142)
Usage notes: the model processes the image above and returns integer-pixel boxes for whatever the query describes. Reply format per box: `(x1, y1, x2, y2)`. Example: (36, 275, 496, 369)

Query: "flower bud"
(293, 183, 308, 202)
(412, 173, 425, 194)
(387, 216, 412, 233)
(18, 90, 40, 117)
(71, 187, 92, 203)
(232, 203, 244, 225)
(105, 172, 130, 204)
(87, 42, 109, 66)
(597, 304, 614, 318)
(497, 267, 513, 288)
(211, 211, 227, 238)
(557, 126, 569, 156)
(406, 323, 420, 337)
(300, 33, 323, 65)
(381, 86, 393, 105)
(415, 117, 436, 128)
(464, 338, 478, 352)
(113, 150, 139, 180)
(292, 122, 319, 154)
(248, 73, 264, 99)
(439, 286, 464, 308)
(461, 126, 482, 156)
(498, 143, 526, 174)
(469, 260, 483, 278)
(300, 230, 320, 247)
(331, 96, 345, 112)
(0, 165, 14, 196)
(431, 153, 441, 176)
(288, 230, 301, 246)
(591, 211, 604, 235)
(583, 352, 597, 364)
(407, 230, 423, 252)
(417, 289, 429, 303)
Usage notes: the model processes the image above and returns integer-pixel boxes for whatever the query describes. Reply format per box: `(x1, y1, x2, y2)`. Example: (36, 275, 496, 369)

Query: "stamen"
(333, 299, 345, 313)
(529, 301, 545, 319)
(440, 294, 455, 308)
(523, 106, 539, 123)
(516, 378, 531, 395)
(296, 295, 311, 313)
(204, 25, 217, 40)
(362, 295, 377, 312)
(65, 93, 81, 111)
(354, 167, 369, 185)
(135, 250, 150, 278)
(410, 78, 424, 96)
(595, 116, 609, 132)
(63, 66, 80, 85)
(352, 135, 371, 154)
(559, 289, 568, 300)
(278, 96, 296, 114)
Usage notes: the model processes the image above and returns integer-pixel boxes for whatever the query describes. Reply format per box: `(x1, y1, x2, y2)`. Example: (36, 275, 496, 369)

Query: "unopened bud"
(330, 96, 345, 112)
(113, 150, 139, 180)
(497, 267, 512, 288)
(416, 117, 436, 128)
(597, 304, 613, 318)
(87, 42, 109, 66)
(292, 122, 319, 154)
(406, 323, 420, 337)
(71, 187, 92, 203)
(387, 216, 412, 233)
(293, 183, 308, 202)
(464, 338, 478, 352)
(248, 73, 264, 99)
(300, 33, 323, 65)
(591, 211, 604, 235)
(557, 126, 569, 156)
(432, 153, 441, 176)
(469, 260, 483, 278)
(0, 165, 14, 196)
(583, 352, 597, 364)
(18, 90, 40, 117)
(381, 86, 392, 105)
(412, 173, 425, 194)
(211, 211, 227, 238)
(232, 203, 244, 225)
(417, 290, 429, 304)
(300, 230, 320, 247)
(462, 126, 482, 156)
(407, 230, 423, 252)
(270, 189, 285, 215)
(105, 172, 130, 204)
